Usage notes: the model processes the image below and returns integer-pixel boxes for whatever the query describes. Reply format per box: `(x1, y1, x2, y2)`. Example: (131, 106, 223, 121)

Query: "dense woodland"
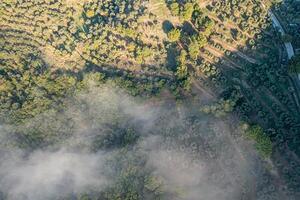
(0, 0, 300, 199)
(273, 0, 300, 48)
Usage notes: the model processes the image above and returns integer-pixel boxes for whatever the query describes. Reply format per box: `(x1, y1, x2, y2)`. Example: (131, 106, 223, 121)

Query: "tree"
(169, 2, 180, 16)
(187, 34, 207, 60)
(175, 50, 188, 80)
(188, 39, 200, 60)
(181, 3, 194, 21)
(167, 28, 181, 42)
(288, 55, 300, 73)
(281, 34, 293, 43)
(177, 49, 187, 64)
(244, 125, 273, 158)
(136, 47, 152, 63)
(78, 194, 91, 200)
(144, 176, 164, 195)
(176, 64, 188, 79)
(86, 9, 95, 18)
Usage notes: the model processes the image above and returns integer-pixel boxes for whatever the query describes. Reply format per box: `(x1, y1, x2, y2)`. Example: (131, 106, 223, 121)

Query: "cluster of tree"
(241, 123, 273, 158)
(188, 34, 207, 60)
(0, 58, 171, 125)
(208, 0, 268, 38)
(164, 1, 216, 91)
(288, 55, 300, 73)
(101, 150, 164, 200)
(200, 89, 242, 117)
(167, 1, 195, 21)
(1, 0, 300, 198)
(0, 54, 77, 123)
(0, 0, 187, 124)
(192, 7, 215, 36)
(274, 0, 300, 48)
(194, 1, 300, 161)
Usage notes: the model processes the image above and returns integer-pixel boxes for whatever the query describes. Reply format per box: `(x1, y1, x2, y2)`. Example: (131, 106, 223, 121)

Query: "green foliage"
(86, 9, 96, 18)
(103, 150, 164, 200)
(167, 28, 181, 42)
(144, 176, 164, 195)
(244, 125, 273, 158)
(288, 55, 300, 73)
(92, 127, 139, 151)
(195, 34, 208, 47)
(182, 76, 192, 91)
(78, 194, 92, 200)
(136, 47, 152, 64)
(281, 34, 293, 43)
(176, 64, 188, 79)
(110, 77, 165, 97)
(169, 2, 180, 16)
(188, 35, 207, 60)
(177, 49, 187, 64)
(79, 72, 106, 88)
(175, 50, 188, 80)
(200, 99, 236, 117)
(1, 1, 300, 195)
(188, 39, 201, 60)
(0, 56, 78, 123)
(181, 3, 194, 21)
(187, 34, 207, 60)
(116, 25, 138, 38)
(203, 20, 215, 36)
(200, 90, 242, 117)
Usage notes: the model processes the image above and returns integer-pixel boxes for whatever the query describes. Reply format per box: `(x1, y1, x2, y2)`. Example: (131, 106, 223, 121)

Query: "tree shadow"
(165, 43, 179, 72)
(182, 21, 197, 36)
(162, 20, 174, 34)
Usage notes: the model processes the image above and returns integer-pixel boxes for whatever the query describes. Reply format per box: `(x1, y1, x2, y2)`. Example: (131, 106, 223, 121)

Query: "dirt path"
(148, 2, 164, 12)
(204, 46, 244, 70)
(211, 37, 259, 64)
(191, 77, 215, 98)
(198, 0, 210, 8)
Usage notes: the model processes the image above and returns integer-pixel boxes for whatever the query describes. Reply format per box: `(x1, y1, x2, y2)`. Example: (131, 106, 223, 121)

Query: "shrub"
(281, 34, 293, 43)
(86, 9, 95, 18)
(181, 3, 194, 21)
(176, 64, 188, 79)
(188, 40, 200, 60)
(167, 28, 181, 42)
(288, 55, 300, 73)
(244, 125, 272, 158)
(169, 2, 180, 16)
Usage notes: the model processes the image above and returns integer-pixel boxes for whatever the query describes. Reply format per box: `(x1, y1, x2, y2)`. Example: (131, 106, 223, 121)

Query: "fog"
(0, 149, 108, 200)
(0, 84, 291, 199)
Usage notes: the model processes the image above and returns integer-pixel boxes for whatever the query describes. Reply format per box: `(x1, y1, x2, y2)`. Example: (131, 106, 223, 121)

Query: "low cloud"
(0, 149, 109, 200)
(139, 120, 263, 200)
(0, 84, 293, 200)
(0, 85, 158, 200)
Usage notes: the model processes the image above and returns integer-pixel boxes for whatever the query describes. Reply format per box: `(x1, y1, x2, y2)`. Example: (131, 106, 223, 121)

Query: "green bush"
(181, 3, 194, 21)
(188, 40, 200, 60)
(281, 34, 293, 43)
(167, 28, 181, 42)
(288, 55, 300, 73)
(244, 125, 272, 158)
(176, 64, 188, 79)
(170, 2, 180, 16)
(187, 34, 208, 60)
